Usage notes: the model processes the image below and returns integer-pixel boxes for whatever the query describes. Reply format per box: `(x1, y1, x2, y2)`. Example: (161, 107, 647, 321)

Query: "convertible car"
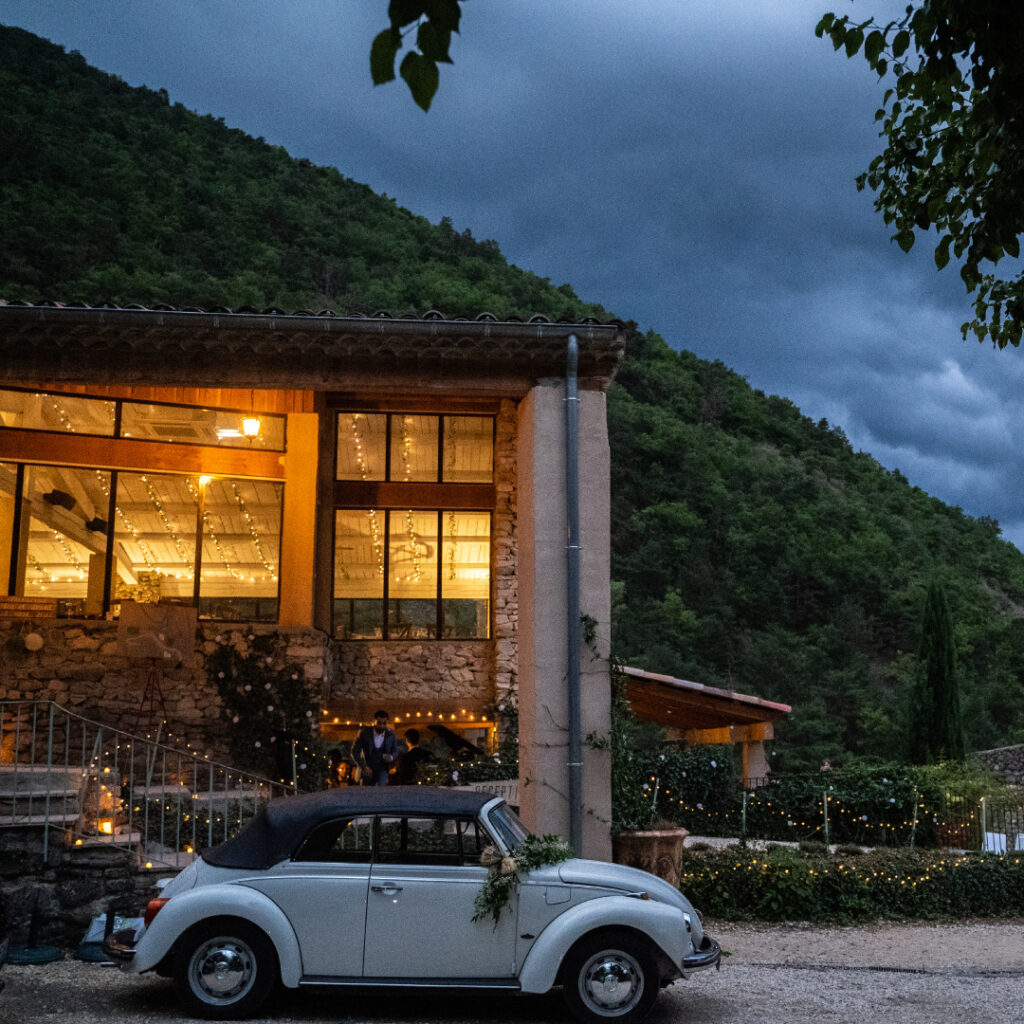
(104, 788, 719, 1023)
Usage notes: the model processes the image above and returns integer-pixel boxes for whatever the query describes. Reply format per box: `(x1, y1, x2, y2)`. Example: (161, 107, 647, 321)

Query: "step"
(0, 811, 81, 827)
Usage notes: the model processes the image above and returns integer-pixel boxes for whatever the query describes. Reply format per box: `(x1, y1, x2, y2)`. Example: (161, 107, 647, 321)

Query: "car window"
(375, 815, 485, 866)
(293, 815, 374, 863)
(488, 801, 529, 852)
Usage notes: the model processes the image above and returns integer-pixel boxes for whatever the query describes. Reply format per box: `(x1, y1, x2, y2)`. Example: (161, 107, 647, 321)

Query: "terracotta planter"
(612, 827, 688, 887)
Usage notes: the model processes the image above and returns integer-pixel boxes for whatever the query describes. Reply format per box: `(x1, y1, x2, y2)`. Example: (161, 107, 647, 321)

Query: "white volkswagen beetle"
(104, 788, 719, 1023)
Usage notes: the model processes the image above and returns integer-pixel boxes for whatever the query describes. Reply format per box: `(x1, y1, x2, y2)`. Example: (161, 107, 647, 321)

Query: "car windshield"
(487, 801, 530, 852)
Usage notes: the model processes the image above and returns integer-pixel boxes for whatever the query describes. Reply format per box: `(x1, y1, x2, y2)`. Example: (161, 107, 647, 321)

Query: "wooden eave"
(0, 306, 626, 394)
(622, 665, 791, 732)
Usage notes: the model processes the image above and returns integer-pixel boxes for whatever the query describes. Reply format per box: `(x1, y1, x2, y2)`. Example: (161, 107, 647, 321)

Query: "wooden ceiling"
(622, 666, 791, 732)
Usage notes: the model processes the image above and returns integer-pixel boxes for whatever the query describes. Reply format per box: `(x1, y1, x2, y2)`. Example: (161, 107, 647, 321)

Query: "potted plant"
(591, 686, 688, 887)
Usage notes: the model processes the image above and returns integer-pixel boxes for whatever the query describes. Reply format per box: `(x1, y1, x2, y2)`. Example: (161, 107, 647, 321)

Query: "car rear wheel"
(174, 920, 278, 1020)
(562, 929, 660, 1024)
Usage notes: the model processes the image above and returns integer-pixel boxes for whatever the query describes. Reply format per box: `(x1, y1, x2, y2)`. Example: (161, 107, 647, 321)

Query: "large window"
(333, 509, 490, 639)
(336, 413, 492, 483)
(0, 387, 286, 450)
(332, 410, 494, 641)
(1, 387, 286, 619)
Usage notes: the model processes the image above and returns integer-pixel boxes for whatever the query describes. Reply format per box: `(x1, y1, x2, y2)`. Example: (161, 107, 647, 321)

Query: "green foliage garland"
(472, 834, 574, 924)
(208, 633, 325, 790)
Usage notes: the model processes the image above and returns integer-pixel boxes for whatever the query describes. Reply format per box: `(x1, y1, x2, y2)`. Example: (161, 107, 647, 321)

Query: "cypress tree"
(907, 579, 966, 763)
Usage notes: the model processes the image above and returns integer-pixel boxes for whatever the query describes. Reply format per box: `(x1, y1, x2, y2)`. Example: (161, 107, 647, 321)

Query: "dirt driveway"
(1, 920, 1021, 1024)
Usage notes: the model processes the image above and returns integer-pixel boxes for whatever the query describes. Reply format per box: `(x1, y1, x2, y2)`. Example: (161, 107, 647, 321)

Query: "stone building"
(0, 303, 624, 857)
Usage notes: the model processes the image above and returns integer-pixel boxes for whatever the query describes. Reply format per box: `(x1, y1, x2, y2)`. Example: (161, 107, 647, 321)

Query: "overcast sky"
(7, 1, 1024, 549)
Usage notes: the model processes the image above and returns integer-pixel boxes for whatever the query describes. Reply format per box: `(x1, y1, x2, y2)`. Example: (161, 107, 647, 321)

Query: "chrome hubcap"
(580, 950, 643, 1015)
(191, 937, 255, 1003)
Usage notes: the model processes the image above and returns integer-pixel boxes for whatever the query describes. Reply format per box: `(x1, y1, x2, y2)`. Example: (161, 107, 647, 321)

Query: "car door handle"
(371, 884, 403, 895)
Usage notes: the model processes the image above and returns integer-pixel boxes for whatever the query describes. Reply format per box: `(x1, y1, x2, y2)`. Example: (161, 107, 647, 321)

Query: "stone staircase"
(0, 764, 84, 829)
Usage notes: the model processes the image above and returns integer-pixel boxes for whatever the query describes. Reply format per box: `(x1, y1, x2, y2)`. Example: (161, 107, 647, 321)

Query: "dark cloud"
(5, 0, 1024, 547)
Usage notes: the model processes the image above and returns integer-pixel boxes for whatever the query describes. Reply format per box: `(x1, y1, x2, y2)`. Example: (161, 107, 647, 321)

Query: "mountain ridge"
(3, 23, 1023, 768)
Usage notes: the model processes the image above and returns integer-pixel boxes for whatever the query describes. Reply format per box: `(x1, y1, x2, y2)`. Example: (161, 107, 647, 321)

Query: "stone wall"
(0, 618, 329, 764)
(0, 830, 171, 949)
(974, 744, 1024, 786)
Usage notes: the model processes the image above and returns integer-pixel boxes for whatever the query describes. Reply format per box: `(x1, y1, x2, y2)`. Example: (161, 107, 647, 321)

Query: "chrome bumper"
(101, 908, 137, 965)
(682, 935, 721, 973)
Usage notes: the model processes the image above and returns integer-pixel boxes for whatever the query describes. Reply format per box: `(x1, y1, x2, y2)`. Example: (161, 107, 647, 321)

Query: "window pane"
(334, 509, 385, 638)
(336, 413, 387, 481)
(376, 816, 460, 864)
(120, 402, 285, 450)
(442, 511, 490, 639)
(198, 478, 282, 621)
(113, 473, 197, 604)
(0, 389, 115, 436)
(19, 465, 111, 615)
(443, 416, 493, 482)
(390, 414, 438, 482)
(389, 511, 437, 638)
(295, 816, 374, 863)
(0, 463, 16, 590)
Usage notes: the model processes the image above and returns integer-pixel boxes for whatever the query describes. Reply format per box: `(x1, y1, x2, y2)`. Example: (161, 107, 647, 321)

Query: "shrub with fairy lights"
(681, 843, 1024, 923)
(208, 633, 326, 790)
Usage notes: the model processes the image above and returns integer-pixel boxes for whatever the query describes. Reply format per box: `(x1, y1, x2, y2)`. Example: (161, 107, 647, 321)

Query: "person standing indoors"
(352, 709, 399, 786)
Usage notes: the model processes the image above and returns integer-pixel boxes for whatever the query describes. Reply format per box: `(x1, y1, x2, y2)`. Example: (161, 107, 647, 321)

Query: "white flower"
(267, 705, 274, 712)
(264, 682, 272, 690)
(305, 710, 313, 717)
(254, 740, 262, 748)
(244, 684, 251, 692)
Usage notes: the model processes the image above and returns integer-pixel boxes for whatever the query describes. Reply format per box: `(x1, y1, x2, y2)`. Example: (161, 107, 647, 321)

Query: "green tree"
(817, 3, 1024, 347)
(907, 579, 966, 763)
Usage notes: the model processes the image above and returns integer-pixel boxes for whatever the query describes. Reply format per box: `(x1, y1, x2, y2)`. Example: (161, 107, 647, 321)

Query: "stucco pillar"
(517, 382, 612, 860)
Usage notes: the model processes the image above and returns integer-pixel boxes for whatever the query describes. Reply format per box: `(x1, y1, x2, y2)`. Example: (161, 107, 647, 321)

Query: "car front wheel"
(174, 920, 278, 1020)
(562, 929, 660, 1024)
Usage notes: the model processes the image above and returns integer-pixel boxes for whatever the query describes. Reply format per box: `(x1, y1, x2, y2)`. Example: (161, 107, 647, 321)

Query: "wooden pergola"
(621, 665, 791, 784)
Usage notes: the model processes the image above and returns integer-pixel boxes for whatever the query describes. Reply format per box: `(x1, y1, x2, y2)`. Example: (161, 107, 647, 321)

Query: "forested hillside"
(3, 25, 1024, 770)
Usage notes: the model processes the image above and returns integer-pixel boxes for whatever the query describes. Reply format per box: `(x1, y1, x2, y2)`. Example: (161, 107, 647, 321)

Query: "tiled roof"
(0, 301, 626, 389)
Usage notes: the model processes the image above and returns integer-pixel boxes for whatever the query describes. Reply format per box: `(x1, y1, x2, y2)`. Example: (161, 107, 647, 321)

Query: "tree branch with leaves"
(371, 1, 463, 111)
(817, 2, 1024, 347)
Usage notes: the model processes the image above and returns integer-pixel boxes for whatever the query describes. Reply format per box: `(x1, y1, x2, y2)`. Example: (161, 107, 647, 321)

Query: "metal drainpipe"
(566, 333, 583, 855)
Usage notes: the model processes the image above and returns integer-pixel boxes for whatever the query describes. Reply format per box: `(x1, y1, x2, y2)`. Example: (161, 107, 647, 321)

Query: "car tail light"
(144, 897, 170, 927)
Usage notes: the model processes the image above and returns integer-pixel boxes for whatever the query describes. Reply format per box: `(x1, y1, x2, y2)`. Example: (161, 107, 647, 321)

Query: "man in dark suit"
(352, 709, 399, 786)
(394, 728, 436, 785)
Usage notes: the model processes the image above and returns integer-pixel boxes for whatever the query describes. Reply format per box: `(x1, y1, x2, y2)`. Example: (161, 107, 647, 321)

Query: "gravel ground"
(1, 920, 1021, 1024)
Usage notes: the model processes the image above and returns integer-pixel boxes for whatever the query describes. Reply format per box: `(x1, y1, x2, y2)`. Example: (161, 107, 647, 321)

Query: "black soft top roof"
(202, 787, 497, 870)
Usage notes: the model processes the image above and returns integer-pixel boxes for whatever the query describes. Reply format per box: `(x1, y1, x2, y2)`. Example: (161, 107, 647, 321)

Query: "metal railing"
(0, 700, 296, 868)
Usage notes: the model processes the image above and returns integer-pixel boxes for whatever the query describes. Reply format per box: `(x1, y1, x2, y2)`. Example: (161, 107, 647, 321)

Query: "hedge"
(680, 843, 1024, 923)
